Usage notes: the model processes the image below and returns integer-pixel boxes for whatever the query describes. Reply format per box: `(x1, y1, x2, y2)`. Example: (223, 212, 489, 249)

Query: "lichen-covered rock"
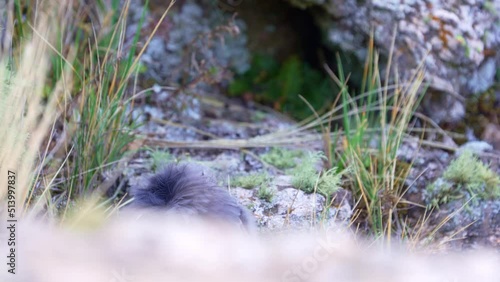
(427, 199, 500, 249)
(286, 0, 500, 123)
(232, 175, 352, 230)
(424, 149, 500, 248)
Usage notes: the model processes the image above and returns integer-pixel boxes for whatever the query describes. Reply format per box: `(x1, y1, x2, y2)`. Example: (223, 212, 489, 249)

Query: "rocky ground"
(120, 0, 500, 251)
(123, 87, 500, 250)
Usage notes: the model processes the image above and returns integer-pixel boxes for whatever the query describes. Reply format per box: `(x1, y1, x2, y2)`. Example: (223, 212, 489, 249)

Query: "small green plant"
(291, 152, 343, 197)
(427, 150, 500, 207)
(444, 151, 500, 197)
(484, 1, 497, 15)
(455, 35, 471, 58)
(261, 147, 303, 169)
(149, 149, 173, 172)
(232, 172, 268, 189)
(258, 186, 274, 202)
(317, 167, 344, 197)
(246, 203, 255, 211)
(291, 152, 321, 193)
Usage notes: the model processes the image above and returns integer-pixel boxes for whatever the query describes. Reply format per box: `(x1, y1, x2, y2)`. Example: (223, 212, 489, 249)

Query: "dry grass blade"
(0, 7, 69, 213)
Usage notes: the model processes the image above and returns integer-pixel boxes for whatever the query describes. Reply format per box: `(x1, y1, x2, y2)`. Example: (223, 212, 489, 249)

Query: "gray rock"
(456, 141, 494, 155)
(232, 175, 352, 231)
(428, 199, 500, 249)
(286, 0, 500, 123)
(139, 1, 250, 85)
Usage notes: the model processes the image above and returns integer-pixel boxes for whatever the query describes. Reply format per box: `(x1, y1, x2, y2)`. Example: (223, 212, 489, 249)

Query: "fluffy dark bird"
(130, 163, 255, 230)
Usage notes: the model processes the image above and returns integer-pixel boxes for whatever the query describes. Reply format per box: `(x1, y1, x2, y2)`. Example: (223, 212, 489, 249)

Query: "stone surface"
(136, 0, 249, 86)
(427, 198, 500, 249)
(286, 0, 500, 123)
(456, 140, 494, 155)
(233, 182, 352, 230)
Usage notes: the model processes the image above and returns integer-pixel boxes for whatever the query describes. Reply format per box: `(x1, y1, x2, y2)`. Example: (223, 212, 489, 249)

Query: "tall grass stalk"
(325, 33, 426, 236)
(0, 11, 67, 215)
(1, 0, 175, 220)
(63, 0, 175, 203)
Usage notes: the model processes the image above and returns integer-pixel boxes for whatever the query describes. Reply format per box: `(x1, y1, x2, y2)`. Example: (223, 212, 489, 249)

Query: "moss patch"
(291, 152, 343, 197)
(232, 172, 268, 189)
(258, 186, 274, 202)
(261, 147, 303, 169)
(427, 150, 500, 207)
(150, 150, 173, 172)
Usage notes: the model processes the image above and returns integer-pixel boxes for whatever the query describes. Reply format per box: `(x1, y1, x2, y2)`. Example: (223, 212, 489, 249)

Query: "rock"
(456, 141, 493, 155)
(330, 188, 353, 221)
(424, 149, 500, 248)
(429, 199, 500, 249)
(232, 175, 352, 231)
(285, 0, 500, 123)
(138, 0, 249, 86)
(482, 123, 500, 150)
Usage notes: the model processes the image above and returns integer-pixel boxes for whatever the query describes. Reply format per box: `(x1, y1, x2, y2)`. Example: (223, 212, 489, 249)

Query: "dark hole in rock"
(235, 0, 324, 68)
(225, 0, 344, 120)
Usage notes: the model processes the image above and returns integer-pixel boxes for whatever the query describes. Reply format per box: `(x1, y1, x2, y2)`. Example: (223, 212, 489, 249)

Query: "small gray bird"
(130, 163, 255, 230)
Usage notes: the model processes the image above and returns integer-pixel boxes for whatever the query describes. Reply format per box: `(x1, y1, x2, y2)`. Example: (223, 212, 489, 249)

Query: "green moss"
(258, 186, 274, 202)
(291, 153, 320, 193)
(232, 172, 268, 189)
(150, 150, 173, 172)
(291, 152, 342, 197)
(317, 168, 343, 197)
(229, 54, 335, 120)
(261, 147, 303, 169)
(427, 150, 500, 207)
(443, 150, 500, 198)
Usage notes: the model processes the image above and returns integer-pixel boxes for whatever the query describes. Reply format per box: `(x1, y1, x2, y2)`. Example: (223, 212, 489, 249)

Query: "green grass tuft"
(2, 0, 176, 218)
(258, 186, 274, 202)
(306, 33, 427, 237)
(66, 2, 143, 197)
(291, 152, 321, 193)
